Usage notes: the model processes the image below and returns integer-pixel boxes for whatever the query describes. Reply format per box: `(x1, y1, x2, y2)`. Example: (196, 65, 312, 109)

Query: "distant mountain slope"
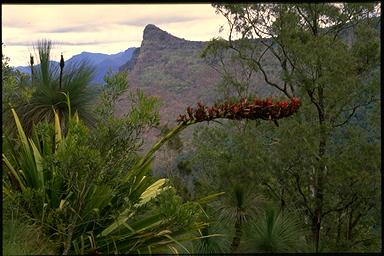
(16, 48, 137, 84)
(118, 24, 222, 125)
(118, 24, 277, 126)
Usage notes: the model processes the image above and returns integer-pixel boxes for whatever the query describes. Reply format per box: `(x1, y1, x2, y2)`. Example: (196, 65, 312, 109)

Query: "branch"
(229, 42, 290, 97)
(322, 193, 357, 217)
(296, 6, 316, 35)
(257, 44, 271, 63)
(329, 9, 355, 41)
(294, 173, 314, 217)
(306, 87, 322, 115)
(246, 53, 292, 98)
(262, 182, 281, 200)
(332, 97, 378, 128)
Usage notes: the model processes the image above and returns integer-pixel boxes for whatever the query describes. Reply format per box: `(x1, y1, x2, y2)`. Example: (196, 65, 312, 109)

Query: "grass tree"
(245, 203, 306, 252)
(16, 39, 97, 134)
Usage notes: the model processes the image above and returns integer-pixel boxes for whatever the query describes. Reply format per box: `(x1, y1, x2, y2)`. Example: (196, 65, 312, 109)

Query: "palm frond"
(14, 39, 98, 135)
(245, 204, 306, 252)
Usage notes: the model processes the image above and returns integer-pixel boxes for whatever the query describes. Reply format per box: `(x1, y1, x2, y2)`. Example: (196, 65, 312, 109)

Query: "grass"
(3, 200, 56, 255)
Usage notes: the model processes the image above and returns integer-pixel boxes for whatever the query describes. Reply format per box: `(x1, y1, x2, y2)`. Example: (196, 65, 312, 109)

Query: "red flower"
(231, 104, 240, 113)
(278, 101, 289, 108)
(208, 108, 215, 119)
(291, 97, 300, 107)
(263, 98, 273, 106)
(195, 108, 206, 121)
(187, 106, 194, 118)
(177, 114, 187, 123)
(253, 98, 261, 105)
(177, 96, 301, 125)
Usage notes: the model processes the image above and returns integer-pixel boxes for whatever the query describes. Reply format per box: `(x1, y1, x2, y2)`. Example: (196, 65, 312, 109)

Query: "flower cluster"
(176, 97, 301, 125)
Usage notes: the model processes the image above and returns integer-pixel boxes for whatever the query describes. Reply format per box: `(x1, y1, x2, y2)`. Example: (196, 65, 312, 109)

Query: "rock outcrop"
(118, 24, 221, 125)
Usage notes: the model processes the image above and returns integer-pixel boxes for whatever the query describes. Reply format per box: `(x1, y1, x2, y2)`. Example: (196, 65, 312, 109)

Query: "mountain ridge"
(117, 24, 222, 125)
(16, 47, 137, 84)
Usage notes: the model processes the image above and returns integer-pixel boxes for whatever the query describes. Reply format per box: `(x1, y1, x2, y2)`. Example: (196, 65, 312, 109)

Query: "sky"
(2, 4, 229, 67)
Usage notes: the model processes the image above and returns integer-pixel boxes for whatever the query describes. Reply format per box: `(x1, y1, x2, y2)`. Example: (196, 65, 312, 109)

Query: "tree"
(204, 3, 380, 252)
(2, 46, 32, 133)
(168, 121, 272, 252)
(245, 203, 306, 252)
(14, 39, 97, 134)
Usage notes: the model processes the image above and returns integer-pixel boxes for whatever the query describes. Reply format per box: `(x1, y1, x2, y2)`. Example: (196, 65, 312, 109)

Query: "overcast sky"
(2, 4, 228, 67)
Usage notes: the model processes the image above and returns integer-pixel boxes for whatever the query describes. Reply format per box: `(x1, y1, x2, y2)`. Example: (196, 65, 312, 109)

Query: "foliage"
(197, 3, 381, 252)
(92, 70, 161, 183)
(13, 39, 98, 134)
(2, 198, 57, 255)
(166, 121, 270, 252)
(2, 99, 212, 254)
(245, 203, 307, 252)
(2, 47, 32, 134)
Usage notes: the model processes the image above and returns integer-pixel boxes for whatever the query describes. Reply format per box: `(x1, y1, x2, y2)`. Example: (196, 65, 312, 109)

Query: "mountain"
(117, 24, 276, 126)
(69, 48, 137, 83)
(118, 24, 222, 125)
(16, 48, 137, 84)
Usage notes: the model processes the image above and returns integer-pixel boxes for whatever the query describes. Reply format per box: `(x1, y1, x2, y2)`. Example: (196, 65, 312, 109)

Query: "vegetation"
(2, 50, 215, 254)
(2, 2, 381, 254)
(10, 40, 97, 134)
(186, 2, 380, 253)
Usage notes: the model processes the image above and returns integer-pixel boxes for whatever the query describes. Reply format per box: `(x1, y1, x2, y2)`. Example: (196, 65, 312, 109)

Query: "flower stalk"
(124, 97, 301, 183)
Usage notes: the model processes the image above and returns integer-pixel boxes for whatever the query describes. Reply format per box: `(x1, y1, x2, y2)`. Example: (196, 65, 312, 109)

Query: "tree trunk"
(231, 213, 242, 253)
(336, 211, 342, 247)
(281, 188, 286, 213)
(346, 208, 359, 241)
(313, 84, 327, 253)
(62, 223, 75, 255)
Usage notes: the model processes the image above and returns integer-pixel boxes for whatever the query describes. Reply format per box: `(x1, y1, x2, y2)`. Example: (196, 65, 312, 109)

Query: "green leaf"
(164, 234, 190, 254)
(100, 211, 135, 237)
(195, 192, 225, 204)
(11, 108, 30, 154)
(29, 138, 44, 189)
(134, 178, 170, 208)
(53, 109, 62, 147)
(2, 154, 26, 192)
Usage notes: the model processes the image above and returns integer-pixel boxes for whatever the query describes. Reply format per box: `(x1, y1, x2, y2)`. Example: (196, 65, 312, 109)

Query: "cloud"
(118, 15, 201, 27)
(5, 39, 124, 47)
(39, 25, 105, 33)
(31, 15, 205, 34)
(2, 19, 33, 28)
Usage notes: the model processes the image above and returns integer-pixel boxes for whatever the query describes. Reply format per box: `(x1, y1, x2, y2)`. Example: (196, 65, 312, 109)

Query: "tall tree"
(204, 3, 380, 252)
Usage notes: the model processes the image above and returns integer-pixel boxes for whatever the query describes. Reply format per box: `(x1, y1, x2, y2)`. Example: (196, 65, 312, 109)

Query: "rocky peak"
(143, 24, 179, 41)
(141, 24, 204, 50)
(120, 24, 206, 71)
